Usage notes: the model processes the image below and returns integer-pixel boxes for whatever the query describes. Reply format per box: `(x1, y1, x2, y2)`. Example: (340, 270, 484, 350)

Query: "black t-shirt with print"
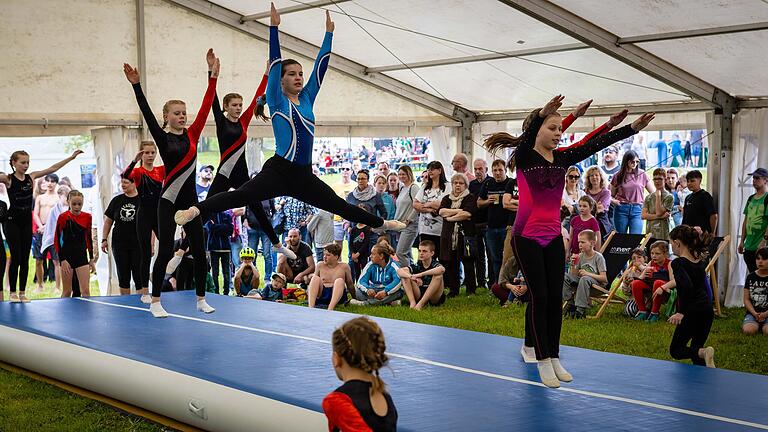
(105, 194, 140, 250)
(745, 272, 768, 312)
(682, 189, 716, 232)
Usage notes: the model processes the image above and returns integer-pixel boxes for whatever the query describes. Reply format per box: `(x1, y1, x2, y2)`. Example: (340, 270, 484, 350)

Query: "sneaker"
(140, 294, 152, 304)
(174, 207, 200, 226)
(9, 293, 20, 303)
(634, 311, 648, 321)
(520, 345, 537, 364)
(272, 244, 297, 260)
(349, 299, 366, 306)
(647, 313, 659, 322)
(702, 346, 716, 368)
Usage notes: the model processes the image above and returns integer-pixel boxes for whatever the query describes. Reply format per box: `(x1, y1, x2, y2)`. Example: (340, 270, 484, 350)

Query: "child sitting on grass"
(631, 240, 672, 322)
(397, 240, 445, 310)
(491, 254, 527, 307)
(323, 317, 397, 431)
(562, 229, 607, 319)
(743, 247, 768, 335)
(350, 245, 402, 306)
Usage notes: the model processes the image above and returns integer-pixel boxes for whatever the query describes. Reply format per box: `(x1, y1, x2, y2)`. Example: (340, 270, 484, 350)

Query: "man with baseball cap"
(196, 165, 214, 202)
(599, 146, 621, 182)
(739, 168, 768, 272)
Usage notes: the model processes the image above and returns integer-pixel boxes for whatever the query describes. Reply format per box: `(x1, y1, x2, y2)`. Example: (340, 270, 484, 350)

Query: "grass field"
(3, 160, 759, 430)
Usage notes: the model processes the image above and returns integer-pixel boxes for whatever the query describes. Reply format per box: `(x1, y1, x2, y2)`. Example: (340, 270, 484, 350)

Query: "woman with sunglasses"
(561, 166, 584, 231)
(610, 150, 655, 234)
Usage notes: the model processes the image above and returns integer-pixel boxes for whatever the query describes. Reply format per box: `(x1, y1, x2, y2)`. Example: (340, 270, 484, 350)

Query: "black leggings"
(136, 207, 158, 288)
(207, 170, 278, 245)
(512, 235, 565, 360)
(197, 156, 384, 228)
(152, 183, 208, 298)
(670, 309, 714, 366)
(113, 245, 142, 290)
(443, 250, 476, 296)
(4, 213, 32, 293)
(210, 251, 231, 295)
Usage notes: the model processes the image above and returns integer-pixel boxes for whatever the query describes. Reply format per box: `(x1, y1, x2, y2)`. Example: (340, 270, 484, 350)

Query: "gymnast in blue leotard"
(176, 3, 403, 234)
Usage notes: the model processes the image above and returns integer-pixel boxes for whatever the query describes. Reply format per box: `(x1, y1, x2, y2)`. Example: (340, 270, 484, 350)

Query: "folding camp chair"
(590, 232, 651, 319)
(705, 235, 730, 317)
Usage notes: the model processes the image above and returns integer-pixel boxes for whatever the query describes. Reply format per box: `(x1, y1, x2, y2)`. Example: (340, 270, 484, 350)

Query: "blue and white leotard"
(267, 25, 332, 166)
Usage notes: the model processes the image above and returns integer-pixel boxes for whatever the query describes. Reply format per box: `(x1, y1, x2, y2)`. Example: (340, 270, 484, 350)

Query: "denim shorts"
(743, 313, 767, 328)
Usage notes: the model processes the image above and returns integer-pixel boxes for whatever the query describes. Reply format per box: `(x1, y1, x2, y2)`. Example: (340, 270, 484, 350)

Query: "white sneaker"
(537, 359, 560, 388)
(272, 244, 297, 260)
(702, 346, 716, 368)
(520, 345, 537, 364)
(197, 299, 215, 314)
(382, 220, 406, 231)
(174, 207, 200, 226)
(349, 299, 366, 306)
(551, 358, 573, 382)
(150, 302, 169, 318)
(140, 294, 152, 304)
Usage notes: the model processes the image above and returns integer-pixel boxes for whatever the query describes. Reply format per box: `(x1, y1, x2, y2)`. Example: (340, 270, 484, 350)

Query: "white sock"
(551, 358, 573, 382)
(536, 359, 560, 388)
(149, 302, 168, 318)
(140, 294, 152, 304)
(197, 299, 215, 314)
(520, 345, 537, 364)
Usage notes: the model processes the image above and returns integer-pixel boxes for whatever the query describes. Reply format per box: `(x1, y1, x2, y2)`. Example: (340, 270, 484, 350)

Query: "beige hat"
(271, 272, 287, 284)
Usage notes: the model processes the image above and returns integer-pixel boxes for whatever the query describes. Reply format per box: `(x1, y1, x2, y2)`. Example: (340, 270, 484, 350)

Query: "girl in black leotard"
(123, 52, 219, 318)
(0, 150, 82, 303)
(122, 141, 164, 303)
(204, 52, 294, 259)
(54, 190, 94, 298)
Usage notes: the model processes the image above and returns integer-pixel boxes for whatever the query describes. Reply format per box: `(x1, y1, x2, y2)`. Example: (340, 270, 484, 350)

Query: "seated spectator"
(308, 243, 354, 310)
(246, 272, 287, 301)
(375, 236, 399, 266)
(398, 240, 445, 310)
(438, 173, 477, 297)
(631, 240, 672, 322)
(350, 205, 374, 281)
(491, 254, 527, 307)
(743, 247, 768, 335)
(620, 248, 648, 297)
(233, 247, 261, 297)
(563, 230, 608, 319)
(276, 228, 315, 287)
(351, 244, 402, 306)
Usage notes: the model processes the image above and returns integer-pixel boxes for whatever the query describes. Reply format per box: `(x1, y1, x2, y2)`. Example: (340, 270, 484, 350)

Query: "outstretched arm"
(187, 52, 219, 143)
(29, 150, 83, 180)
(560, 112, 655, 167)
(266, 3, 285, 109)
(124, 63, 166, 143)
(207, 49, 225, 128)
(303, 10, 334, 105)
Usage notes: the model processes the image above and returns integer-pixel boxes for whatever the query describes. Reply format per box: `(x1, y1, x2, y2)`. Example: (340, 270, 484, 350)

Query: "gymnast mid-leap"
(174, 3, 405, 233)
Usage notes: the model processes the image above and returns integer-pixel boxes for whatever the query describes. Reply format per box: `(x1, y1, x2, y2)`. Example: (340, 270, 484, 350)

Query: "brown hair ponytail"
(483, 108, 542, 172)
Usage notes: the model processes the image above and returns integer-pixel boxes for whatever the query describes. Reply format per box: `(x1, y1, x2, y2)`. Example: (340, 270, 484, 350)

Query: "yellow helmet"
(239, 247, 256, 260)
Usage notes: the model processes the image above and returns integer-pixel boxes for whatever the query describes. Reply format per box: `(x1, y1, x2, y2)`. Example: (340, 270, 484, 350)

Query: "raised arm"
(29, 150, 83, 180)
(559, 112, 655, 167)
(241, 72, 269, 126)
(302, 10, 334, 105)
(124, 63, 165, 143)
(207, 49, 225, 128)
(266, 4, 286, 109)
(561, 99, 592, 132)
(187, 52, 219, 143)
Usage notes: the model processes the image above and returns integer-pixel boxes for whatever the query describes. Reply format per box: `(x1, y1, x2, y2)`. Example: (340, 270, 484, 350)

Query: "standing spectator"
(196, 165, 214, 202)
(738, 168, 768, 273)
(653, 138, 669, 168)
(631, 135, 647, 170)
(281, 196, 316, 244)
(683, 134, 693, 168)
(478, 159, 510, 286)
(690, 129, 704, 168)
(206, 209, 234, 295)
(33, 174, 60, 292)
(611, 150, 653, 234)
(599, 146, 621, 182)
(276, 228, 315, 286)
(373, 175, 396, 220)
(561, 166, 584, 230)
(332, 163, 355, 247)
(451, 153, 475, 182)
(308, 209, 334, 263)
(669, 134, 684, 167)
(346, 170, 386, 220)
(742, 247, 768, 335)
(245, 199, 279, 283)
(41, 185, 71, 295)
(666, 168, 683, 227)
(469, 158, 491, 289)
(102, 176, 141, 296)
(641, 168, 674, 240)
(376, 161, 390, 179)
(414, 161, 448, 252)
(584, 166, 612, 238)
(229, 209, 246, 271)
(681, 170, 718, 234)
(349, 205, 373, 282)
(438, 174, 477, 297)
(386, 173, 400, 202)
(394, 166, 420, 267)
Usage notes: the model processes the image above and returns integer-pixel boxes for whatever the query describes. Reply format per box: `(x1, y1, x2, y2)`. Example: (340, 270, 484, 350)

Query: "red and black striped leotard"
(322, 380, 397, 432)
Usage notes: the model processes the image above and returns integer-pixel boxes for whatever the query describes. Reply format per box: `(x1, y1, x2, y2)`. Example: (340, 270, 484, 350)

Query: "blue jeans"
(613, 203, 643, 234)
(230, 238, 243, 270)
(485, 227, 507, 285)
(248, 227, 274, 281)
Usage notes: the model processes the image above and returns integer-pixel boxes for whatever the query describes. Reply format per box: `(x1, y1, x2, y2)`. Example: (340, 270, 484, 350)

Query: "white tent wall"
(93, 127, 140, 296)
(429, 126, 458, 173)
(725, 109, 768, 307)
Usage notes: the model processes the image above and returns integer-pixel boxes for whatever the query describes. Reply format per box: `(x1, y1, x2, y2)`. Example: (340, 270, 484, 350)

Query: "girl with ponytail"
(323, 316, 397, 431)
